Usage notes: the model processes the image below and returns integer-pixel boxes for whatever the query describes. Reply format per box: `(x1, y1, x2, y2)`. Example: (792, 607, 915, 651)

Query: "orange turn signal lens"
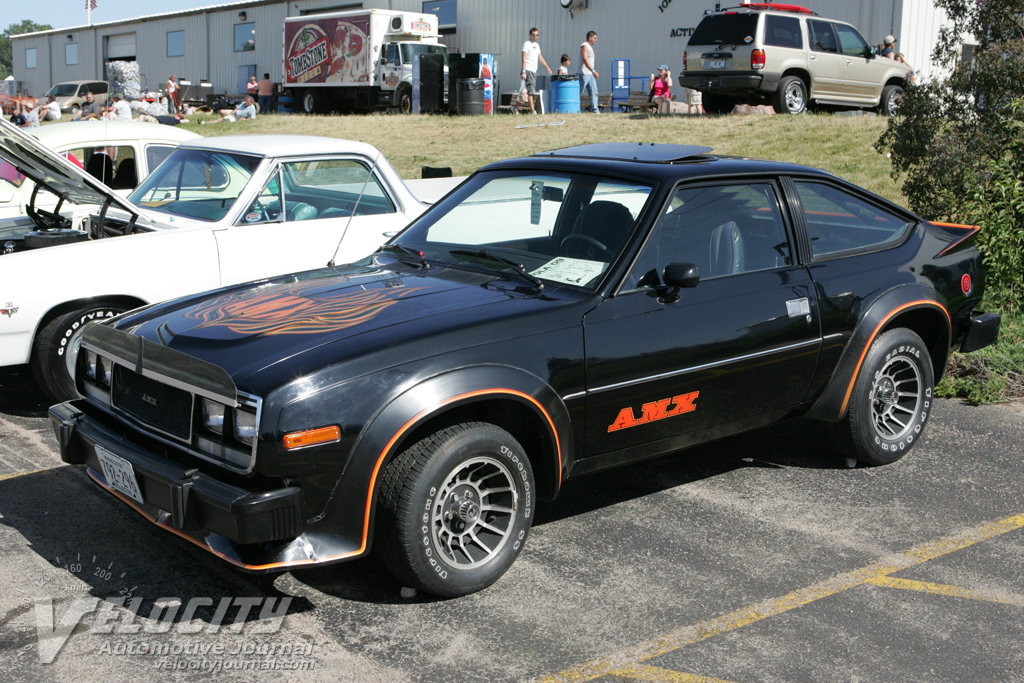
(283, 425, 341, 450)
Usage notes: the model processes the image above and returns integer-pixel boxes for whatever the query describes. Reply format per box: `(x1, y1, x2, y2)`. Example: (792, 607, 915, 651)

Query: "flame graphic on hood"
(183, 281, 429, 336)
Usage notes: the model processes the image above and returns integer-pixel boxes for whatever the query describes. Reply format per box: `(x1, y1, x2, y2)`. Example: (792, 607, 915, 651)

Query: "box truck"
(283, 9, 448, 114)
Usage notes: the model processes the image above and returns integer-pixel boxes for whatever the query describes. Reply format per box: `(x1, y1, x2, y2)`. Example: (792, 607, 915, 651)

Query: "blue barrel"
(550, 77, 581, 114)
(276, 105, 293, 114)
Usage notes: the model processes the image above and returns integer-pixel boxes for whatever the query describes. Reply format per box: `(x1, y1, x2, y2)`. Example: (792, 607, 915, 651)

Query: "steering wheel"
(561, 233, 611, 259)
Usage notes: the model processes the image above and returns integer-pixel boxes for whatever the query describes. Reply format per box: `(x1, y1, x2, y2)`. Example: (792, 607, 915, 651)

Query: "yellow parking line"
(538, 512, 1024, 683)
(865, 576, 1024, 607)
(0, 468, 53, 482)
(601, 664, 740, 683)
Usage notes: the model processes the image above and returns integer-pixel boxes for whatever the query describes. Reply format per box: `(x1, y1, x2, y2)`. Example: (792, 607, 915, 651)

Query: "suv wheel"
(880, 85, 903, 117)
(773, 76, 807, 115)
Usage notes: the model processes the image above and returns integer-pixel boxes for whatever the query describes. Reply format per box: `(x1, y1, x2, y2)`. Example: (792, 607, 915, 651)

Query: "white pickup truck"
(0, 120, 461, 401)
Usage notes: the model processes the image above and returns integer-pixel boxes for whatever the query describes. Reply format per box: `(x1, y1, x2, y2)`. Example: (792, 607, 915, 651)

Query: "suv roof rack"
(535, 143, 714, 163)
(717, 4, 816, 15)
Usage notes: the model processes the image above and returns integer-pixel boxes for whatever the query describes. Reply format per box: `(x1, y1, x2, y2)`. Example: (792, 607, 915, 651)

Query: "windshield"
(128, 148, 263, 223)
(395, 170, 653, 291)
(401, 43, 449, 66)
(689, 14, 760, 46)
(45, 83, 82, 97)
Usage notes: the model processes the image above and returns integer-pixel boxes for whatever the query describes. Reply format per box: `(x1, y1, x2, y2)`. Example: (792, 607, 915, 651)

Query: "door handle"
(786, 297, 811, 318)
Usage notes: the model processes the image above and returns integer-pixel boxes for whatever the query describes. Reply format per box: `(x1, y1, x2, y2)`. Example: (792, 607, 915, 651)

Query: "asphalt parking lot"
(1, 363, 1022, 682)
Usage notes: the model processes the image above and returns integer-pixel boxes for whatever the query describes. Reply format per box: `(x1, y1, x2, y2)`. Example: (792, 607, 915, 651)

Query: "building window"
(423, 0, 456, 29)
(234, 22, 255, 52)
(66, 43, 78, 65)
(26, 48, 37, 69)
(167, 30, 185, 57)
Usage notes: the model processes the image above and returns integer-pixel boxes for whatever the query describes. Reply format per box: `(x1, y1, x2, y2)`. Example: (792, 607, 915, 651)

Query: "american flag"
(86, 0, 97, 9)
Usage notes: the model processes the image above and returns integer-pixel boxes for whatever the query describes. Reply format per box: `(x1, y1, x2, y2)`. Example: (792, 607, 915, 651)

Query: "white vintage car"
(0, 120, 201, 224)
(0, 120, 459, 401)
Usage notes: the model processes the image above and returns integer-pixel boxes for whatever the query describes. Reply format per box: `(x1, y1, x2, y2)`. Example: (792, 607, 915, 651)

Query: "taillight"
(682, 51, 688, 71)
(752, 49, 765, 70)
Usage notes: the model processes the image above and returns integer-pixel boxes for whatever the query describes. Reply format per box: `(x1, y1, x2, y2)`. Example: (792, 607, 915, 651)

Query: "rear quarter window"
(764, 15, 803, 49)
(795, 181, 913, 259)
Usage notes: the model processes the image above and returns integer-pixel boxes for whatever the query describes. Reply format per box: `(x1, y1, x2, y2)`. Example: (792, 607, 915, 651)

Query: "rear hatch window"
(689, 14, 759, 47)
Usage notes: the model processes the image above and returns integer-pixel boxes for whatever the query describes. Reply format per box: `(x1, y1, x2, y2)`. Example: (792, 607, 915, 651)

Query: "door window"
(764, 15, 802, 49)
(625, 182, 791, 291)
(834, 23, 870, 57)
(808, 20, 839, 53)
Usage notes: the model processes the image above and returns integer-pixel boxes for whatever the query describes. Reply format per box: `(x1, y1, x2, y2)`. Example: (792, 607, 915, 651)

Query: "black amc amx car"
(50, 143, 1000, 597)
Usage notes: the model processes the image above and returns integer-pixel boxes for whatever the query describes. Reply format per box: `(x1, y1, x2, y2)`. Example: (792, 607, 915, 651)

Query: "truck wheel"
(396, 84, 412, 114)
(829, 328, 934, 466)
(377, 422, 535, 598)
(773, 76, 807, 114)
(880, 85, 903, 117)
(300, 89, 321, 114)
(31, 304, 127, 403)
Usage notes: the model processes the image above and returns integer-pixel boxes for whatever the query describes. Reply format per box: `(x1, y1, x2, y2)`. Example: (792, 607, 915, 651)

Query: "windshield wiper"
(449, 249, 544, 291)
(380, 243, 429, 268)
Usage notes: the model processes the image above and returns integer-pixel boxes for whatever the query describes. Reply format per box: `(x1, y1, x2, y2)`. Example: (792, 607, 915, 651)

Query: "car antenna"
(328, 150, 381, 268)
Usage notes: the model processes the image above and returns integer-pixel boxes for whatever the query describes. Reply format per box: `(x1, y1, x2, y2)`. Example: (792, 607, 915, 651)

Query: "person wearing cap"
(103, 93, 132, 121)
(650, 64, 674, 114)
(881, 35, 897, 59)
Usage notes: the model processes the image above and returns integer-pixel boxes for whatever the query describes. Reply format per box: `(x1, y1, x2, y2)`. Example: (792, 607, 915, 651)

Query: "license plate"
(709, 59, 727, 69)
(96, 446, 144, 504)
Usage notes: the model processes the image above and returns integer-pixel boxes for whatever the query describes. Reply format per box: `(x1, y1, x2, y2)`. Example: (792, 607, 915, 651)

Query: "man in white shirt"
(578, 31, 600, 113)
(103, 93, 132, 121)
(44, 96, 62, 121)
(521, 27, 552, 114)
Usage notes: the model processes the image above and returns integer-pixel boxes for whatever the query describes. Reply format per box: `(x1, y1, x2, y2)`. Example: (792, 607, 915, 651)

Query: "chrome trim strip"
(588, 338, 823, 395)
(561, 391, 586, 402)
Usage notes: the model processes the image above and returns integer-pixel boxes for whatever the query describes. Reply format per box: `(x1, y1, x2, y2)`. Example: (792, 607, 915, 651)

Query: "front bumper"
(50, 399, 305, 546)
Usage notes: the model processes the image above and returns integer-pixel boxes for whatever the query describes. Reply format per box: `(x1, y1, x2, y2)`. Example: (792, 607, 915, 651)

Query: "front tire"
(830, 328, 934, 466)
(395, 84, 412, 114)
(880, 85, 903, 117)
(377, 422, 535, 598)
(31, 304, 127, 403)
(773, 76, 807, 114)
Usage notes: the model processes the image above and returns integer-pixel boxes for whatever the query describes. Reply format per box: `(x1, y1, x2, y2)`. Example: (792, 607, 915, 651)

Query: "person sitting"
(102, 93, 132, 121)
(881, 35, 897, 59)
(43, 95, 61, 121)
(71, 91, 101, 121)
(201, 95, 257, 124)
(649, 65, 673, 114)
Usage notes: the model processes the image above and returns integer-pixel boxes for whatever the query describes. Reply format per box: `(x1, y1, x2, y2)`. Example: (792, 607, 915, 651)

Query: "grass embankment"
(181, 110, 1020, 403)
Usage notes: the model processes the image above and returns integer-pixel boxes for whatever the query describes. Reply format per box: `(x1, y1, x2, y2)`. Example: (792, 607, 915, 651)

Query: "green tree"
(0, 20, 53, 79)
(876, 0, 1024, 221)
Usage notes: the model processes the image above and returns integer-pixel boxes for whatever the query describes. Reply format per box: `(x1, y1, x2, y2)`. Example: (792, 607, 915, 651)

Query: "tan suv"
(678, 5, 908, 115)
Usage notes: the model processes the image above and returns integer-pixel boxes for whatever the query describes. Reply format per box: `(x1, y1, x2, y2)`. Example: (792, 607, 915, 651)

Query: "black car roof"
(483, 143, 834, 183)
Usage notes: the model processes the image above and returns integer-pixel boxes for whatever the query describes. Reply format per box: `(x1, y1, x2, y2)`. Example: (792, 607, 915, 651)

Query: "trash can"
(456, 78, 485, 116)
(550, 75, 581, 114)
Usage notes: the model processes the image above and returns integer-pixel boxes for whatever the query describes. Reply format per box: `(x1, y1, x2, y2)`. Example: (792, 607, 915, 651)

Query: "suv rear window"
(690, 14, 759, 46)
(764, 15, 802, 49)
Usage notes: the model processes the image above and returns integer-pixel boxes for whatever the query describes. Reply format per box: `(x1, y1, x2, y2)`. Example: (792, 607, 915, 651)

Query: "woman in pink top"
(650, 65, 673, 114)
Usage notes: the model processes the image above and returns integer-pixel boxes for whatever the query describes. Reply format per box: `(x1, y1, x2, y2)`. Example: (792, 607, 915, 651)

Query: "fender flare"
(315, 364, 573, 559)
(805, 285, 950, 422)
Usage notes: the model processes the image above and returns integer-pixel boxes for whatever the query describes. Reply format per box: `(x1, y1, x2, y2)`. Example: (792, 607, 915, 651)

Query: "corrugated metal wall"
(11, 0, 952, 102)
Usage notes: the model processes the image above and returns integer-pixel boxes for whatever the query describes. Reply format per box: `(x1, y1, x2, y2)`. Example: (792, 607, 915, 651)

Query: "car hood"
(0, 118, 147, 219)
(110, 256, 592, 390)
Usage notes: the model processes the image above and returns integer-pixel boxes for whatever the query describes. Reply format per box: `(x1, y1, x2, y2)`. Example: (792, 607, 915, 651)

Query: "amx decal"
(607, 392, 699, 432)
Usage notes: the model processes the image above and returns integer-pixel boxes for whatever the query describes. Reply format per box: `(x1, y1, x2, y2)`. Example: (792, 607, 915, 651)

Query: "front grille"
(112, 366, 193, 441)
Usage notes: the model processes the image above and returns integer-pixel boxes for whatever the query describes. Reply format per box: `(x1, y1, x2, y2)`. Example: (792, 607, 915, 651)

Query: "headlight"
(200, 398, 226, 435)
(233, 409, 258, 447)
(83, 350, 97, 380)
(97, 357, 114, 387)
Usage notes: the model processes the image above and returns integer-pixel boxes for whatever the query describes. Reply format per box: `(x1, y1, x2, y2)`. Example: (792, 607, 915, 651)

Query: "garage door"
(106, 33, 136, 60)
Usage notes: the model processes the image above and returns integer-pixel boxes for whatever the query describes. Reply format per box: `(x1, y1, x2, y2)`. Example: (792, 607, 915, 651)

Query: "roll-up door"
(106, 33, 136, 60)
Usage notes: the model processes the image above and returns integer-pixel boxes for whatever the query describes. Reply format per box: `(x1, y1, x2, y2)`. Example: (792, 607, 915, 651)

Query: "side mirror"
(659, 262, 700, 303)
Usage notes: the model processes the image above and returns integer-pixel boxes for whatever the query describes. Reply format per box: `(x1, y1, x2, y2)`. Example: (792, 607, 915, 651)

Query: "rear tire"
(300, 89, 321, 114)
(773, 76, 807, 114)
(31, 304, 127, 403)
(829, 328, 933, 466)
(376, 422, 535, 598)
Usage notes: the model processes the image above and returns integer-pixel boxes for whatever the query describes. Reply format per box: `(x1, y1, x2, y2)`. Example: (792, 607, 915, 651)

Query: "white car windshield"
(395, 170, 653, 291)
(128, 148, 263, 223)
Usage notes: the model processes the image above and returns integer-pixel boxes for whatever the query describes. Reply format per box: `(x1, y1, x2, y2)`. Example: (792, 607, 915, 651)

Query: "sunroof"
(535, 143, 714, 163)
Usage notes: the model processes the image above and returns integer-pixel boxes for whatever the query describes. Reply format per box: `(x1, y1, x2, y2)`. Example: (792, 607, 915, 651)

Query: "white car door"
(213, 157, 410, 284)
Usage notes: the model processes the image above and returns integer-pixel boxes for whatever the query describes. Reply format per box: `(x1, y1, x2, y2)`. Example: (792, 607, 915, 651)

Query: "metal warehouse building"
(11, 0, 951, 105)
